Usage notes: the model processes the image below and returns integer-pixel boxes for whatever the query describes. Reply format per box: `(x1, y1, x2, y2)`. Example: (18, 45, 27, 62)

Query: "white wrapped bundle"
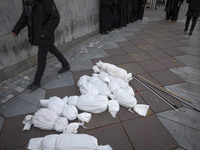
(62, 104, 78, 121)
(88, 75, 111, 97)
(96, 61, 132, 82)
(77, 75, 99, 95)
(22, 108, 67, 132)
(76, 94, 108, 113)
(40, 96, 66, 116)
(67, 95, 78, 106)
(108, 100, 120, 118)
(78, 112, 92, 123)
(27, 133, 113, 150)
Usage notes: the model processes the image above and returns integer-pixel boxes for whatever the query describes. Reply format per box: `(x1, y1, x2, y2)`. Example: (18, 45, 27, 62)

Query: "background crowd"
(100, 0, 147, 34)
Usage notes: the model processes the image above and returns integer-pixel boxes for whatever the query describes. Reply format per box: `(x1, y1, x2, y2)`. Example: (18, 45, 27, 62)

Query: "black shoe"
(189, 31, 192, 35)
(58, 66, 70, 74)
(27, 83, 40, 90)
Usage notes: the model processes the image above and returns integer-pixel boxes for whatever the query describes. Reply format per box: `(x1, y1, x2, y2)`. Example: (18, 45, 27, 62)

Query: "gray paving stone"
(119, 63, 146, 75)
(100, 41, 119, 49)
(0, 116, 4, 131)
(81, 49, 108, 59)
(69, 57, 94, 71)
(165, 83, 200, 97)
(178, 46, 200, 57)
(17, 88, 45, 107)
(41, 72, 74, 89)
(129, 52, 152, 61)
(157, 107, 200, 130)
(157, 115, 200, 150)
(175, 55, 200, 69)
(165, 85, 200, 110)
(170, 67, 200, 85)
(0, 97, 39, 118)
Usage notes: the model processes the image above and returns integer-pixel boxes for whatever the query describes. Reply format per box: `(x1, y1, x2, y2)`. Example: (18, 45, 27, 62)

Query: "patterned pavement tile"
(138, 59, 166, 72)
(116, 41, 134, 48)
(150, 69, 185, 86)
(138, 44, 158, 51)
(122, 115, 178, 150)
(105, 47, 126, 56)
(162, 47, 187, 56)
(111, 54, 135, 65)
(122, 45, 142, 54)
(86, 123, 133, 150)
(129, 52, 152, 61)
(91, 56, 115, 65)
(0, 114, 41, 150)
(147, 50, 170, 58)
(119, 62, 146, 75)
(156, 57, 186, 69)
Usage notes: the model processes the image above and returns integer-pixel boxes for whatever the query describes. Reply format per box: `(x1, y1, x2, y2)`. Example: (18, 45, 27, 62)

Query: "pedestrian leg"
(184, 16, 192, 32)
(189, 16, 198, 35)
(33, 46, 49, 85)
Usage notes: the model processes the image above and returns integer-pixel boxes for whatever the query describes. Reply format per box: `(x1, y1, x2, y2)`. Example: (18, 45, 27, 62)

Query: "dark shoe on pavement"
(27, 83, 40, 90)
(58, 66, 70, 74)
(189, 31, 192, 35)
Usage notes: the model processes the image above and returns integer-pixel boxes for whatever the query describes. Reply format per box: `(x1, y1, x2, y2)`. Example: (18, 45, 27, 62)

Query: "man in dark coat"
(165, 0, 183, 21)
(184, 0, 200, 35)
(100, 0, 112, 34)
(12, 0, 70, 90)
(137, 0, 146, 20)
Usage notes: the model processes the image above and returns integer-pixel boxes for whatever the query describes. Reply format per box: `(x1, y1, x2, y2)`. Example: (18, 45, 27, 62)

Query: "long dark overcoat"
(12, 0, 60, 46)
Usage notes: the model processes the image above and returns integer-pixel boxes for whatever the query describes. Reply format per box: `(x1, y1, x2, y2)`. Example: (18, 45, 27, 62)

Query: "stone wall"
(0, 0, 99, 82)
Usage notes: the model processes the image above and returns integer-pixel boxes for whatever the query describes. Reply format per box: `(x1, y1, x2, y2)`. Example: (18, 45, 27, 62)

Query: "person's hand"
(12, 32, 17, 37)
(41, 35, 44, 38)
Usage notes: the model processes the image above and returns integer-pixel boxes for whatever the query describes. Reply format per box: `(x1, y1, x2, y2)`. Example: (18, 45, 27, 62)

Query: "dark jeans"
(185, 16, 198, 32)
(33, 44, 69, 84)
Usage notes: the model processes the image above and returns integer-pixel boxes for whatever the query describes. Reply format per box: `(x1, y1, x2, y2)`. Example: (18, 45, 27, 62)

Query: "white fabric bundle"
(77, 75, 99, 95)
(108, 100, 120, 118)
(40, 96, 66, 116)
(22, 108, 68, 132)
(22, 108, 84, 133)
(76, 94, 108, 113)
(62, 104, 78, 121)
(96, 61, 132, 82)
(27, 133, 113, 150)
(67, 95, 78, 106)
(88, 75, 111, 96)
(77, 112, 92, 123)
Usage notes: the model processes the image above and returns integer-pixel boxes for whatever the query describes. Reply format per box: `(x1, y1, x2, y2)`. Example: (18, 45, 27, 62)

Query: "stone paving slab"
(122, 115, 178, 150)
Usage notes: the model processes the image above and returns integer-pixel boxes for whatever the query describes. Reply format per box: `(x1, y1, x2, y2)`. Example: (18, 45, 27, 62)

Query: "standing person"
(12, 0, 70, 90)
(165, 0, 182, 21)
(184, 0, 200, 35)
(173, 0, 184, 21)
(138, 0, 146, 20)
(100, 0, 112, 34)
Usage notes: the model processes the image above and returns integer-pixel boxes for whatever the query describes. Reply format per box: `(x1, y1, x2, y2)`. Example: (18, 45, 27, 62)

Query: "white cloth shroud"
(22, 108, 83, 133)
(27, 133, 113, 150)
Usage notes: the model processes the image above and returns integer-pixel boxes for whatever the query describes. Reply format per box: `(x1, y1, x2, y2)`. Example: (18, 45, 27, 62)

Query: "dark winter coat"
(99, 0, 112, 33)
(12, 0, 60, 46)
(186, 0, 200, 17)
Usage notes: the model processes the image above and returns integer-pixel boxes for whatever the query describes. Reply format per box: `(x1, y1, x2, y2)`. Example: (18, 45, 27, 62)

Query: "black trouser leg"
(33, 46, 49, 84)
(185, 16, 192, 30)
(166, 11, 170, 20)
(49, 44, 69, 68)
(190, 17, 198, 32)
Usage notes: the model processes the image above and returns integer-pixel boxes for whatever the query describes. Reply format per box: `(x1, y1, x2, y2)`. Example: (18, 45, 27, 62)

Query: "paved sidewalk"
(1, 6, 200, 150)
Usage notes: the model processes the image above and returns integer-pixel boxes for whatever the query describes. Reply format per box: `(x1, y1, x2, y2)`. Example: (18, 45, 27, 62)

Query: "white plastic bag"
(108, 100, 120, 118)
(96, 61, 132, 82)
(88, 76, 111, 96)
(76, 94, 108, 113)
(62, 104, 78, 121)
(78, 112, 92, 123)
(40, 96, 66, 116)
(67, 95, 78, 106)
(27, 133, 113, 150)
(77, 75, 99, 95)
